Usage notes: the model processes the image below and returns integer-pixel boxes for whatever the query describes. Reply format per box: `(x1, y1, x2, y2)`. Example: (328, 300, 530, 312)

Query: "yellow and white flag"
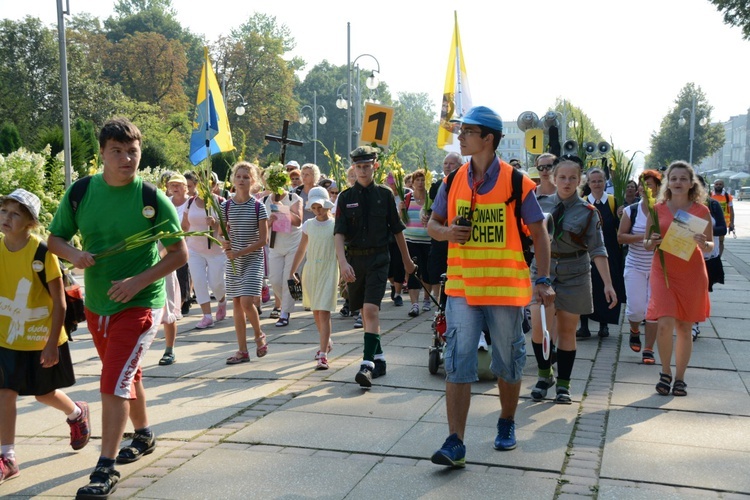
(437, 11, 472, 151)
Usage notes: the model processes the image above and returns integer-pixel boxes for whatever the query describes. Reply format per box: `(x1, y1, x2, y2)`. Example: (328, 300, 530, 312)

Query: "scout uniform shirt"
(334, 181, 406, 251)
(548, 193, 607, 260)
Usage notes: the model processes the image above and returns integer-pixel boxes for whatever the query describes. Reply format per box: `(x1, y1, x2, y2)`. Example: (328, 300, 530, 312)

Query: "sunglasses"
(329, 190, 339, 195)
(537, 164, 554, 172)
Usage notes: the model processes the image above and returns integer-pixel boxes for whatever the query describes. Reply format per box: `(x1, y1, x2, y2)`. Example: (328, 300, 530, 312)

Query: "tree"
(0, 122, 22, 154)
(111, 32, 189, 115)
(648, 83, 725, 169)
(708, 0, 750, 40)
(0, 18, 61, 144)
(291, 61, 352, 170)
(213, 14, 302, 161)
(390, 92, 444, 172)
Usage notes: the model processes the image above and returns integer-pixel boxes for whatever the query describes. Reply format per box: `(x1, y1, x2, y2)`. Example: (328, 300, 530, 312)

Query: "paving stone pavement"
(3, 204, 750, 499)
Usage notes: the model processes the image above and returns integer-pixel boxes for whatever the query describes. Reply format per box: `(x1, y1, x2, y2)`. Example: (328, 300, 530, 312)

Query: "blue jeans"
(443, 296, 526, 384)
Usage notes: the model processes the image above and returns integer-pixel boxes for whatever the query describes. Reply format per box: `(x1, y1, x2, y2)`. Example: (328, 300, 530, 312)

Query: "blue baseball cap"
(451, 106, 503, 133)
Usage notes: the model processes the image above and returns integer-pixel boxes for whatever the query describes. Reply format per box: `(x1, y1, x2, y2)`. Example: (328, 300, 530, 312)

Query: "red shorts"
(85, 307, 162, 399)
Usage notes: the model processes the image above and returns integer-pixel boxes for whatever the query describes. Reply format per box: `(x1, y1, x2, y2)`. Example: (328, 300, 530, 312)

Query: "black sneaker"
(372, 359, 387, 378)
(76, 467, 120, 500)
(180, 301, 190, 316)
(598, 325, 609, 338)
(576, 326, 591, 338)
(355, 363, 373, 387)
(393, 295, 403, 307)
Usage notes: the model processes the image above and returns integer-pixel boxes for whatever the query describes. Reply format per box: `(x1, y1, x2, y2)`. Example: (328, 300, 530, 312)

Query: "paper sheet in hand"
(659, 209, 708, 261)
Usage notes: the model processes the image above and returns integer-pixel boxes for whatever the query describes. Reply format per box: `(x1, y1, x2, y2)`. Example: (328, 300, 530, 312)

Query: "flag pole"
(204, 47, 211, 174)
(454, 11, 463, 119)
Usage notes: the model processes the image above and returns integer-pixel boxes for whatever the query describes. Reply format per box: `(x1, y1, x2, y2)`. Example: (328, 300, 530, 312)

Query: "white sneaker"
(692, 322, 700, 341)
(478, 334, 489, 351)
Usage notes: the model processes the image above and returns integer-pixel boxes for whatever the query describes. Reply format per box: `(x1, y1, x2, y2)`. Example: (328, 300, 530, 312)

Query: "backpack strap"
(444, 168, 459, 195)
(141, 181, 159, 225)
(628, 203, 638, 233)
(404, 191, 412, 210)
(187, 196, 196, 209)
(68, 176, 93, 215)
(69, 176, 159, 226)
(33, 241, 50, 294)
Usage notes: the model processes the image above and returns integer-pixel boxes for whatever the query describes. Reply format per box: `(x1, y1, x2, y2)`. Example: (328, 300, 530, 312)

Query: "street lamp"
(678, 94, 708, 165)
(227, 91, 247, 116)
(345, 22, 381, 154)
(298, 90, 327, 164)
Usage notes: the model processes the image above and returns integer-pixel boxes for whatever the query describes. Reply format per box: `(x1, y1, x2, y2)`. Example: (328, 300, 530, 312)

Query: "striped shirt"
(625, 201, 653, 273)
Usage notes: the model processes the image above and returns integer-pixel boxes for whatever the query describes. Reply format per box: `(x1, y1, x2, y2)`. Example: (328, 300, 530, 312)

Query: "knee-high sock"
(364, 332, 380, 362)
(532, 341, 552, 374)
(556, 349, 577, 388)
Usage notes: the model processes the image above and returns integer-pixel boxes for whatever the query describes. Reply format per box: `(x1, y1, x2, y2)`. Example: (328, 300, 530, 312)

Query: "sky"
(4, 0, 750, 161)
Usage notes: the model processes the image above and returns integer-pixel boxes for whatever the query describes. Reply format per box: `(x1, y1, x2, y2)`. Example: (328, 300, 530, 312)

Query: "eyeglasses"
(537, 164, 554, 172)
(329, 190, 339, 195)
(458, 128, 481, 137)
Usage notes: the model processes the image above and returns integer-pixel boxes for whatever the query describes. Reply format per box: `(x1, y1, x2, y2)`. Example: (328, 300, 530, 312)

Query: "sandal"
(672, 379, 687, 397)
(642, 349, 655, 365)
(629, 330, 642, 352)
(255, 333, 268, 358)
(116, 432, 156, 464)
(656, 372, 672, 396)
(275, 317, 289, 327)
(226, 351, 250, 365)
(158, 352, 175, 366)
(269, 308, 281, 319)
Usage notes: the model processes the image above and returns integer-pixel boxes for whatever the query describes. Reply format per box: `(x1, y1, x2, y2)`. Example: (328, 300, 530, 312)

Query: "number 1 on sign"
(525, 129, 543, 154)
(368, 112, 387, 141)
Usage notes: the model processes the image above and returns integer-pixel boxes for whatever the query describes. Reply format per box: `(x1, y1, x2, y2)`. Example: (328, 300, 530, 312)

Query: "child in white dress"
(290, 187, 339, 369)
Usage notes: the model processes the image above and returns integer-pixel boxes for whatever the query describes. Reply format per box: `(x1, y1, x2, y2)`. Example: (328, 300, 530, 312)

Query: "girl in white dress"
(290, 187, 339, 369)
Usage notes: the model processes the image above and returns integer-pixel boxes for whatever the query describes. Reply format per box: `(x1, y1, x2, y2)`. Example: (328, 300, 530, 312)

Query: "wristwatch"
(535, 276, 552, 286)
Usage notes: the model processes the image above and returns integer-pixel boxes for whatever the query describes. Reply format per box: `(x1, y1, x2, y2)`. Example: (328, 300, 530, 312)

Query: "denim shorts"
(443, 296, 526, 384)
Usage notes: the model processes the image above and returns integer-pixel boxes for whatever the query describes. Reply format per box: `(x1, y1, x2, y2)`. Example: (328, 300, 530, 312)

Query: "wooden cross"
(265, 119, 303, 165)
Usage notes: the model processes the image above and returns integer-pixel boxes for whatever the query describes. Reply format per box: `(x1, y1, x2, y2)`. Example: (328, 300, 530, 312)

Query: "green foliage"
(708, 0, 750, 40)
(647, 83, 725, 169)
(390, 92, 445, 173)
(0, 122, 22, 154)
(609, 141, 639, 205)
(0, 147, 67, 228)
(33, 125, 96, 178)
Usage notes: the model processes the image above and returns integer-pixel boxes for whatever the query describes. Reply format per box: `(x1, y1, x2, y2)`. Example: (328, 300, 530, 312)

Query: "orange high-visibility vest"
(445, 161, 534, 306)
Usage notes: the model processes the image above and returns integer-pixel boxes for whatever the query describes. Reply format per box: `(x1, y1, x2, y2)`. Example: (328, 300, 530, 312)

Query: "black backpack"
(33, 242, 86, 340)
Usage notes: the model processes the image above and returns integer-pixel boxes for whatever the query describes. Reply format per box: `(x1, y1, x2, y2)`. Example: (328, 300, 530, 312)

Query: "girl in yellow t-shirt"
(0, 189, 90, 483)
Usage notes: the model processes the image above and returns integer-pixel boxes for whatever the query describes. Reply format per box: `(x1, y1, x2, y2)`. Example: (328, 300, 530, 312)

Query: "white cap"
(1, 189, 41, 221)
(305, 186, 334, 210)
(285, 160, 300, 169)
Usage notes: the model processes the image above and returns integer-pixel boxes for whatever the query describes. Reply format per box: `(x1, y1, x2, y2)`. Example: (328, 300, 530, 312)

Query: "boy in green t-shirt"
(0, 189, 91, 485)
(49, 118, 187, 499)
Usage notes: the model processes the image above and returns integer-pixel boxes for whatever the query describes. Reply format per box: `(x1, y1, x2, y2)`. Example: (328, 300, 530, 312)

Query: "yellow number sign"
(525, 129, 544, 154)
(360, 103, 394, 147)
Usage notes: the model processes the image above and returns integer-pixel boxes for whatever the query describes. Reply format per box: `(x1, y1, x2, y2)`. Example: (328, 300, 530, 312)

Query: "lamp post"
(227, 91, 247, 117)
(298, 90, 327, 165)
(678, 94, 708, 165)
(345, 22, 380, 154)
